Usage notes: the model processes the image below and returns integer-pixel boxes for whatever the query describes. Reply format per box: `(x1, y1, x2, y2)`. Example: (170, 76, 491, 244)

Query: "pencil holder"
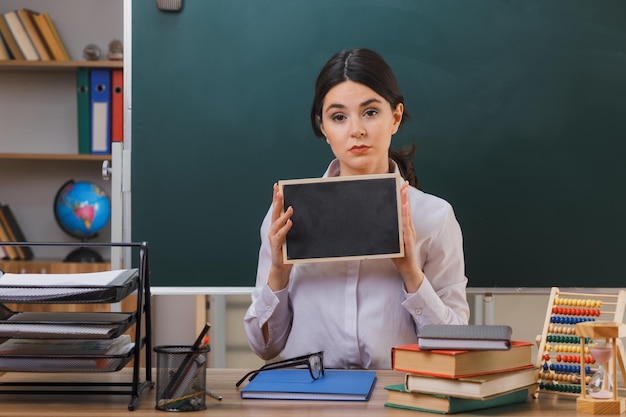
(154, 344, 210, 412)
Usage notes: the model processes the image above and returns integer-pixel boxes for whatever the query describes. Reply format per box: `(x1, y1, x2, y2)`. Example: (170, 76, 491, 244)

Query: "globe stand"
(63, 246, 104, 263)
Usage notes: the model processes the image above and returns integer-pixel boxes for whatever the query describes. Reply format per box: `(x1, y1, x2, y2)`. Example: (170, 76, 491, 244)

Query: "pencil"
(206, 389, 222, 401)
(158, 390, 204, 407)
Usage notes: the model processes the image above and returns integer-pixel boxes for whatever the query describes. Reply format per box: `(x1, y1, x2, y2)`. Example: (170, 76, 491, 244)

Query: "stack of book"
(385, 325, 539, 414)
(0, 204, 33, 261)
(0, 8, 69, 62)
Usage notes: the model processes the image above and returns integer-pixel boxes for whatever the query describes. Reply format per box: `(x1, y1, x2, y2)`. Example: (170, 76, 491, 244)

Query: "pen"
(206, 389, 222, 401)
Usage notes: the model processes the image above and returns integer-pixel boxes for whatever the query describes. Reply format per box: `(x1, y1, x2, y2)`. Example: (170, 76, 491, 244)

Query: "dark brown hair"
(310, 48, 420, 188)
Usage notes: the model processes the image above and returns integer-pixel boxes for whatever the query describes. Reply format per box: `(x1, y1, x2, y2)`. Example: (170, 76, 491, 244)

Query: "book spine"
(3, 11, 39, 61)
(0, 15, 25, 60)
(0, 29, 11, 60)
(42, 13, 69, 60)
(16, 9, 51, 61)
(77, 68, 91, 154)
(31, 13, 64, 61)
(0, 205, 33, 260)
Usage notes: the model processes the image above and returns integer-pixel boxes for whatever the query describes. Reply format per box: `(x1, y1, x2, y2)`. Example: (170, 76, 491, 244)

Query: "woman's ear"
(391, 103, 404, 135)
(318, 116, 328, 142)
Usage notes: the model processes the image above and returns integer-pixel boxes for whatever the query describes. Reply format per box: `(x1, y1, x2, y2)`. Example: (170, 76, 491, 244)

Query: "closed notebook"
(404, 367, 539, 399)
(240, 369, 377, 401)
(391, 341, 533, 378)
(418, 324, 512, 350)
(384, 384, 529, 414)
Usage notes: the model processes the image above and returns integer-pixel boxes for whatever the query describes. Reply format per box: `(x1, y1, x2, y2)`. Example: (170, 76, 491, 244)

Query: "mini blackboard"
(278, 173, 404, 264)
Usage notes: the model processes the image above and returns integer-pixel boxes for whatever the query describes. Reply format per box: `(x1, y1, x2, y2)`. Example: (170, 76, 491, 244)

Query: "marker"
(200, 336, 210, 349)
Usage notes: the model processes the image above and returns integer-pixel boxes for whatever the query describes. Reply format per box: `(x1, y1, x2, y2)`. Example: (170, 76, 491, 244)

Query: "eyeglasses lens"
(308, 354, 322, 379)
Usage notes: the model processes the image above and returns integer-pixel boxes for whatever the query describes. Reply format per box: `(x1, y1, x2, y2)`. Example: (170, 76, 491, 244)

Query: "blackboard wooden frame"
(279, 173, 403, 264)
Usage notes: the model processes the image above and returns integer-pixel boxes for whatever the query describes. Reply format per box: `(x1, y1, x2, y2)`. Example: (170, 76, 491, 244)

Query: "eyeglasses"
(235, 351, 324, 387)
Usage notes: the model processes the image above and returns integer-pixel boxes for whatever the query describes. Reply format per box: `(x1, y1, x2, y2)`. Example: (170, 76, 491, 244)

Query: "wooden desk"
(0, 368, 584, 416)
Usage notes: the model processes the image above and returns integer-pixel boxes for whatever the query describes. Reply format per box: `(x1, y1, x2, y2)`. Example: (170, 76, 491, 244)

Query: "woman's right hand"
(267, 183, 293, 291)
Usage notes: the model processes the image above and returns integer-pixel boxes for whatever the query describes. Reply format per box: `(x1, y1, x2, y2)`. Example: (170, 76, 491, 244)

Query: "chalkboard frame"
(279, 173, 403, 263)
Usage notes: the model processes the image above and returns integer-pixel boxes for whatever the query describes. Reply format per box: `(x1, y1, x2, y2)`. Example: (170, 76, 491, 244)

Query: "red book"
(391, 341, 533, 379)
(111, 69, 124, 142)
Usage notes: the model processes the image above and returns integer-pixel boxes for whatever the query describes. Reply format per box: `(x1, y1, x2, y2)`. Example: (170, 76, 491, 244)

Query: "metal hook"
(102, 160, 112, 180)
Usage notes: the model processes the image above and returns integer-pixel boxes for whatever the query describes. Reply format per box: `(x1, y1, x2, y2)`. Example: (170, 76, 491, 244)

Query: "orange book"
(391, 341, 533, 379)
(0, 206, 25, 260)
(43, 12, 69, 60)
(31, 12, 67, 61)
(0, 218, 19, 260)
(111, 69, 124, 142)
(16, 9, 51, 61)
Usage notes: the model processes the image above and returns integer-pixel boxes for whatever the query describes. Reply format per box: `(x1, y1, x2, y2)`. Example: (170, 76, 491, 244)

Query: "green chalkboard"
(132, 0, 626, 288)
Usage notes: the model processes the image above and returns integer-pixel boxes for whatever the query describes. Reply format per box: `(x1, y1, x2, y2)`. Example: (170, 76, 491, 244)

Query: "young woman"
(243, 48, 469, 369)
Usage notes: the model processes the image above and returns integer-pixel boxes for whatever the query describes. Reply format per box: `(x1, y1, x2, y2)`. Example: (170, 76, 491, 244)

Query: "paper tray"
(0, 309, 136, 339)
(0, 269, 139, 304)
(0, 349, 135, 373)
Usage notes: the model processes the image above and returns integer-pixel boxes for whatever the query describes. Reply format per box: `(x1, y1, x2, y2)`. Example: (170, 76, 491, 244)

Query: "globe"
(53, 180, 111, 262)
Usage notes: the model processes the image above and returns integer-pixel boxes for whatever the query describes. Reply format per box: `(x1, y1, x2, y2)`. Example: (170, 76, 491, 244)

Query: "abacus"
(536, 287, 626, 398)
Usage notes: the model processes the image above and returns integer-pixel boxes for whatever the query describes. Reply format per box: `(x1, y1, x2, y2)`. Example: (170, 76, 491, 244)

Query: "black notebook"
(417, 325, 512, 351)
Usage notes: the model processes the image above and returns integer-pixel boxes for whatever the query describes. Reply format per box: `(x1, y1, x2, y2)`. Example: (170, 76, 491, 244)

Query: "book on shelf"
(0, 204, 34, 260)
(0, 220, 19, 260)
(111, 69, 124, 142)
(384, 384, 530, 414)
(90, 68, 112, 154)
(404, 367, 539, 399)
(0, 206, 24, 260)
(31, 12, 68, 61)
(16, 9, 51, 61)
(43, 12, 70, 60)
(0, 14, 24, 60)
(3, 10, 39, 61)
(77, 68, 91, 154)
(239, 369, 377, 401)
(417, 324, 512, 351)
(0, 31, 10, 60)
(391, 341, 533, 378)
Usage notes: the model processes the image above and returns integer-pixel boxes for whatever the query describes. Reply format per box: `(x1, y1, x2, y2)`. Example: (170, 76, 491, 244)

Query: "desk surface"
(0, 368, 585, 416)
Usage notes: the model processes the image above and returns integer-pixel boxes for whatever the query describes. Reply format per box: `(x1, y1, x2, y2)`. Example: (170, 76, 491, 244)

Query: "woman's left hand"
(392, 181, 424, 293)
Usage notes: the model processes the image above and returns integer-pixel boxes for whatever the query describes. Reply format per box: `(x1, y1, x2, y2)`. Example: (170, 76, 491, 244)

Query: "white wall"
(0, 0, 123, 259)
